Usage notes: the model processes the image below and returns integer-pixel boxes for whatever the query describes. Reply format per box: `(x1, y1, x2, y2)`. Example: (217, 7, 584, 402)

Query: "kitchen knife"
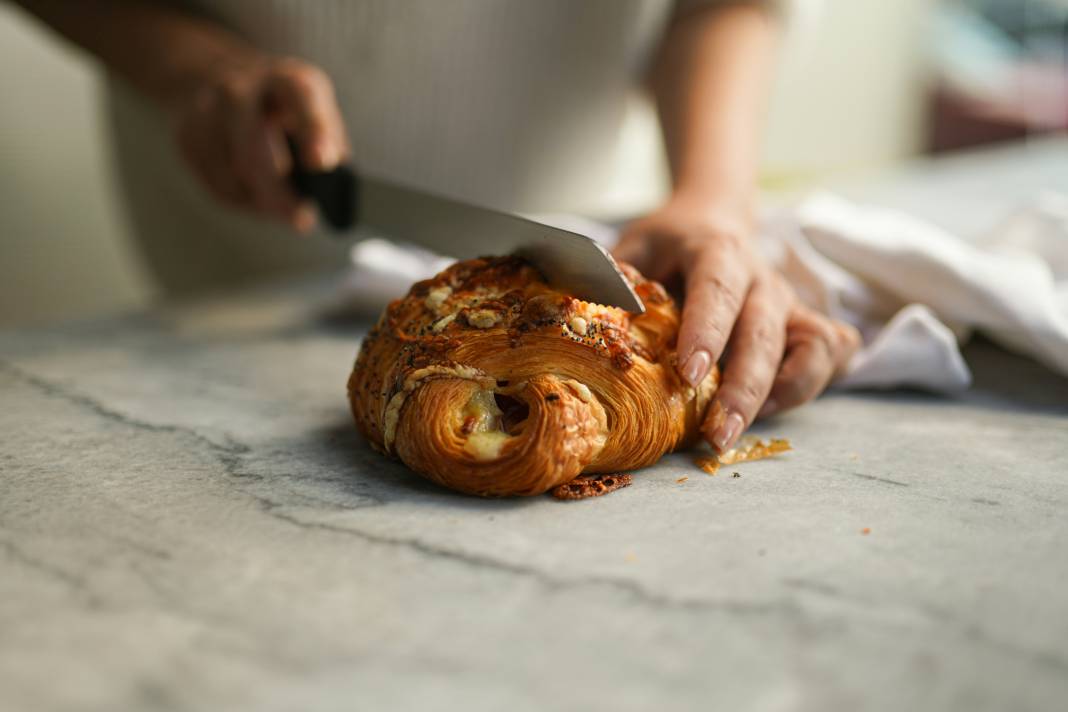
(289, 151, 644, 313)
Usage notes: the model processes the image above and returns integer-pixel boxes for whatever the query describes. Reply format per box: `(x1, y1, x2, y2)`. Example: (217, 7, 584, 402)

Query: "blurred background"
(1, 0, 1066, 327)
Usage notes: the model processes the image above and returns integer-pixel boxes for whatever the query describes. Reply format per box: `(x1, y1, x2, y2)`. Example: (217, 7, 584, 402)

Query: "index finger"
(266, 60, 348, 171)
(676, 243, 753, 387)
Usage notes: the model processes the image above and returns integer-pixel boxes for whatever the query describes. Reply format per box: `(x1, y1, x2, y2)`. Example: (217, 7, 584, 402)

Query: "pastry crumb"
(676, 476, 688, 484)
(695, 437, 791, 475)
(719, 437, 792, 465)
(697, 458, 720, 476)
(551, 473, 633, 500)
(861, 527, 871, 535)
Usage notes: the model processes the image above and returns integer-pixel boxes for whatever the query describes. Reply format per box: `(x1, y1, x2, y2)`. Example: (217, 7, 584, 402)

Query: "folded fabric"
(343, 193, 1068, 392)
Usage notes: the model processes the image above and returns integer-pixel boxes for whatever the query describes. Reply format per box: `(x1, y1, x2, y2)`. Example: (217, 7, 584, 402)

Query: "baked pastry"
(348, 256, 719, 496)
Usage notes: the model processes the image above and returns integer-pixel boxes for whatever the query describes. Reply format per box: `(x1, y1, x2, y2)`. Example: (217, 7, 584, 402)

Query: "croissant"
(347, 256, 719, 496)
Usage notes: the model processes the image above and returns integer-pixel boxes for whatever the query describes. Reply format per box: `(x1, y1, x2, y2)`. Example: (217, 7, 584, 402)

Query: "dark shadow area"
(313, 301, 382, 334)
(830, 335, 1068, 417)
(958, 336, 1068, 416)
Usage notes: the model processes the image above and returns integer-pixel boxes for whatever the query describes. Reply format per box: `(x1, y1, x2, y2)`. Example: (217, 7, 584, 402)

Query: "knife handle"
(286, 136, 359, 232)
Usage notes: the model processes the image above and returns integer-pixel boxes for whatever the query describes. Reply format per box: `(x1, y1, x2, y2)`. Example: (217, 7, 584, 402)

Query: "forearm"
(11, 0, 263, 111)
(652, 2, 779, 212)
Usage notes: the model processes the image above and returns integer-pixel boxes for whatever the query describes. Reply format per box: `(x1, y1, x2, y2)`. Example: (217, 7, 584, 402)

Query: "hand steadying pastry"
(615, 197, 860, 454)
(616, 5, 859, 452)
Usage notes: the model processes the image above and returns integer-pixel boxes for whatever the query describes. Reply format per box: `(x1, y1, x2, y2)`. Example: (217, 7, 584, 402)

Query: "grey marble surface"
(3, 140, 1068, 712)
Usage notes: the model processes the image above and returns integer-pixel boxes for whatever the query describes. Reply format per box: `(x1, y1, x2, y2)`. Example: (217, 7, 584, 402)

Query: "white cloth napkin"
(343, 193, 1068, 392)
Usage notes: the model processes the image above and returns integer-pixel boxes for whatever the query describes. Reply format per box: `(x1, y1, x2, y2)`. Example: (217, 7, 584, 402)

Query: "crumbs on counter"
(676, 476, 689, 484)
(698, 458, 720, 476)
(731, 472, 741, 478)
(551, 473, 633, 500)
(861, 527, 871, 535)
(695, 436, 793, 475)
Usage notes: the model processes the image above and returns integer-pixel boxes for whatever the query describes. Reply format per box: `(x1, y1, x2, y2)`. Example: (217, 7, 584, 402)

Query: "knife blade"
(289, 155, 644, 313)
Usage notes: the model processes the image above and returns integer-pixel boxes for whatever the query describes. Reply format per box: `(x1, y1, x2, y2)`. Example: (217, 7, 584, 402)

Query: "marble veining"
(7, 141, 1068, 711)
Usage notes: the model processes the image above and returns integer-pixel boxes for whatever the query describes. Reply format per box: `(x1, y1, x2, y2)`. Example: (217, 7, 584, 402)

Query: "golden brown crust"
(347, 256, 718, 496)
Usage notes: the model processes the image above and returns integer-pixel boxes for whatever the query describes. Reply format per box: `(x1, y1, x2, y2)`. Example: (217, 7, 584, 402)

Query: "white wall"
(0, 0, 935, 327)
(762, 0, 937, 185)
(0, 4, 152, 327)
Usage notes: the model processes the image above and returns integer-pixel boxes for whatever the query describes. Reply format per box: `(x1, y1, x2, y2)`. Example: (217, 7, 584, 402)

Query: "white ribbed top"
(106, 1, 754, 289)
(186, 0, 688, 213)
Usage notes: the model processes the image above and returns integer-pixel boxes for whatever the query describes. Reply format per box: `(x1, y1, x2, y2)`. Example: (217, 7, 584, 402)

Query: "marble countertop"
(3, 140, 1068, 712)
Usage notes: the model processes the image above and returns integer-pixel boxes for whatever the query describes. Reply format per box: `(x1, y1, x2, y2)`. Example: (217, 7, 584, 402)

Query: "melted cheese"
(425, 286, 452, 311)
(460, 389, 511, 462)
(466, 309, 500, 329)
(464, 430, 511, 461)
(463, 389, 503, 428)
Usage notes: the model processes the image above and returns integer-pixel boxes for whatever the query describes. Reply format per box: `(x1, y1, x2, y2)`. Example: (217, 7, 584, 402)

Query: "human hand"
(761, 304, 860, 419)
(172, 55, 349, 232)
(614, 196, 859, 451)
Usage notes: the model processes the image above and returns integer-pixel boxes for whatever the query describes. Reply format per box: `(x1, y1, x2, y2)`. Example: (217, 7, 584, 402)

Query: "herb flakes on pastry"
(347, 256, 719, 497)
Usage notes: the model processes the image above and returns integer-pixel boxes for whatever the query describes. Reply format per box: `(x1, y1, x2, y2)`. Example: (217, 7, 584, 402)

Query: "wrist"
(665, 184, 757, 229)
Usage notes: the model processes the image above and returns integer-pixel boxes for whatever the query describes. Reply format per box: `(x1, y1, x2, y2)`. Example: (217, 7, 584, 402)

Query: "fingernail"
(681, 350, 711, 388)
(758, 399, 778, 419)
(713, 412, 744, 452)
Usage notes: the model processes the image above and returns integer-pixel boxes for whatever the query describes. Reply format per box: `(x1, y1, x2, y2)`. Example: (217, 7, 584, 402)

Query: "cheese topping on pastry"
(425, 286, 452, 311)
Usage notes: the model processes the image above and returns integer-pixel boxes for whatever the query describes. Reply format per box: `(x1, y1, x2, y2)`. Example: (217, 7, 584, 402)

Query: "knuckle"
(802, 312, 837, 344)
(767, 273, 795, 304)
(277, 60, 331, 97)
(693, 320, 730, 354)
(839, 322, 862, 351)
(706, 276, 743, 314)
(812, 326, 836, 349)
(695, 217, 747, 248)
(716, 228, 746, 251)
(726, 376, 768, 412)
(212, 75, 249, 107)
(681, 233, 728, 264)
(780, 356, 824, 402)
(739, 379, 765, 405)
(790, 352, 833, 400)
(748, 320, 780, 349)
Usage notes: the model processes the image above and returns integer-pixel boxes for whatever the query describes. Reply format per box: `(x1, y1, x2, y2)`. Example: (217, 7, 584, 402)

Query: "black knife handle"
(286, 136, 359, 232)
